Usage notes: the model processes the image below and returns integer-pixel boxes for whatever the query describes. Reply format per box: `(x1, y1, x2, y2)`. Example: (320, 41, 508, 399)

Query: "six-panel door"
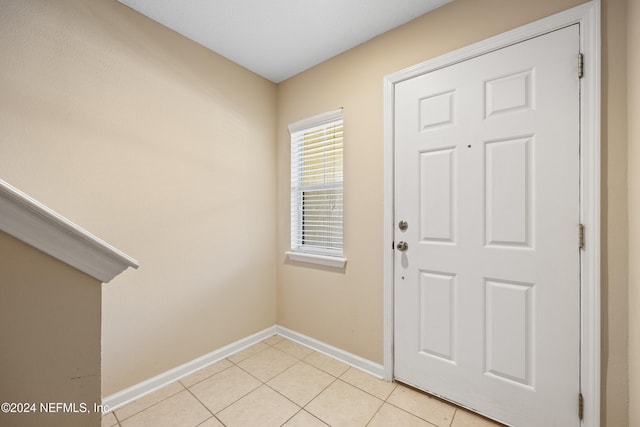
(394, 25, 581, 427)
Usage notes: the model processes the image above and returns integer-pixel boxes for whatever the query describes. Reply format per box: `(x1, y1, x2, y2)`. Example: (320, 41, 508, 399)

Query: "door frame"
(382, 2, 601, 426)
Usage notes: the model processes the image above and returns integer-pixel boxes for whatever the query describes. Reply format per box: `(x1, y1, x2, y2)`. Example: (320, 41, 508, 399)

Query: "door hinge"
(578, 53, 584, 79)
(578, 393, 584, 420)
(579, 224, 585, 249)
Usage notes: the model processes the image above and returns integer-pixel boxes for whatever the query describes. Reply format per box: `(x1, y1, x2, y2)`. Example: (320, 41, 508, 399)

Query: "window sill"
(286, 251, 347, 268)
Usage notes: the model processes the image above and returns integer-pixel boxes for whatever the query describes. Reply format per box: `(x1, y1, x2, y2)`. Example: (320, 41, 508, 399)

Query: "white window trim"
(285, 251, 347, 268)
(288, 109, 343, 134)
(287, 108, 346, 268)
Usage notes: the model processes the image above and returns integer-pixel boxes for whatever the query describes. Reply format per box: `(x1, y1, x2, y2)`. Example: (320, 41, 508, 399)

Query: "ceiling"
(118, 0, 453, 83)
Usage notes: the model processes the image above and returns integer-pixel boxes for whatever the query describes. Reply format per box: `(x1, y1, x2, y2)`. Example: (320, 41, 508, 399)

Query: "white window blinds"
(289, 109, 343, 257)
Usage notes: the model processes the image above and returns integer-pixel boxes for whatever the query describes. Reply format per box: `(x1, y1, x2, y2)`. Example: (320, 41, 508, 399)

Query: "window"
(287, 109, 346, 267)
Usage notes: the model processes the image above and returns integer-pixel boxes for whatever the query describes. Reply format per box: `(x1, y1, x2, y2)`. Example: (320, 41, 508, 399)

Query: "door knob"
(396, 241, 408, 251)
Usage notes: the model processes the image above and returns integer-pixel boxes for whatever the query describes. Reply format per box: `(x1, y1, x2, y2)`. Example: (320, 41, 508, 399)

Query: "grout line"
(251, 353, 340, 415)
(178, 359, 236, 389)
(111, 409, 122, 424)
(183, 362, 264, 425)
(450, 408, 458, 427)
(103, 409, 122, 427)
(184, 386, 215, 419)
(363, 399, 385, 427)
(300, 374, 340, 410)
(207, 381, 261, 416)
(292, 408, 331, 427)
(261, 360, 306, 404)
(195, 414, 227, 427)
(262, 383, 303, 413)
(113, 382, 186, 422)
(306, 410, 331, 426)
(201, 344, 303, 426)
(279, 407, 303, 426)
(263, 381, 304, 410)
(227, 341, 271, 365)
(224, 344, 308, 425)
(297, 376, 339, 426)
(380, 399, 441, 427)
(299, 355, 349, 378)
(232, 358, 280, 385)
(338, 367, 399, 402)
(382, 381, 442, 427)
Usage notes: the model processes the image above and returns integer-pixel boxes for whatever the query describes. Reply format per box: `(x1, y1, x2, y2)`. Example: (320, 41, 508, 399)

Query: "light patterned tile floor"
(103, 335, 504, 427)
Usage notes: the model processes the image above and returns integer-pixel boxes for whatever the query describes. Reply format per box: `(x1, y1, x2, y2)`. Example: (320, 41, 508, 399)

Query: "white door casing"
(383, 2, 600, 427)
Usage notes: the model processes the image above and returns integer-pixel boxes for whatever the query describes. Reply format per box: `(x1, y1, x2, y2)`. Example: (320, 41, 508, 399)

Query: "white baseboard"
(275, 325, 385, 378)
(101, 324, 385, 414)
(101, 326, 277, 413)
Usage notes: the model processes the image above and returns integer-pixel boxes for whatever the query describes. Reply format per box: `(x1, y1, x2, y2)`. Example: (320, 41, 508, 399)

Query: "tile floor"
(102, 335, 503, 427)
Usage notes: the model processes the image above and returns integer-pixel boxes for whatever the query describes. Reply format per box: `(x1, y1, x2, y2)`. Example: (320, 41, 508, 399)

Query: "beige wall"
(628, 0, 640, 423)
(0, 231, 102, 427)
(0, 0, 277, 395)
(601, 0, 630, 425)
(276, 0, 630, 425)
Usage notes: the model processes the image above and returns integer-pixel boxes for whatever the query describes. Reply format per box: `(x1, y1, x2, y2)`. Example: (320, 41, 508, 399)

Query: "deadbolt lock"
(396, 241, 408, 251)
(398, 220, 408, 231)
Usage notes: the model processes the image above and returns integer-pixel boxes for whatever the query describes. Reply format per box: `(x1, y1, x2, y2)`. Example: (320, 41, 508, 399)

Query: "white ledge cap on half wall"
(0, 178, 139, 283)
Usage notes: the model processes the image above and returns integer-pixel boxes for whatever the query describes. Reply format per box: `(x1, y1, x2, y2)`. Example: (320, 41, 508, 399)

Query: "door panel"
(484, 136, 532, 247)
(419, 148, 456, 243)
(484, 278, 534, 387)
(419, 270, 456, 361)
(394, 25, 580, 427)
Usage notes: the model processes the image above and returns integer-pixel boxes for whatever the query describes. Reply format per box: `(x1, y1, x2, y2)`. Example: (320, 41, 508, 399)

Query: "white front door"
(394, 25, 581, 427)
